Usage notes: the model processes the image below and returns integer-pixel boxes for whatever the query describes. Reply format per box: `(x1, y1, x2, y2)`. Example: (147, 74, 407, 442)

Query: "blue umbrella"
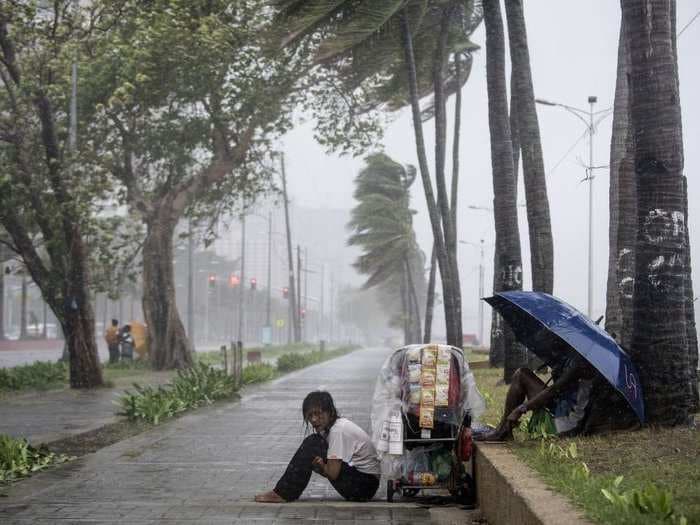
(484, 291, 645, 423)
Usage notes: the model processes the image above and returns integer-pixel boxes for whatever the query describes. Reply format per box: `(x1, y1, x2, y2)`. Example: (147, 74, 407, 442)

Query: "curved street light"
(536, 96, 612, 318)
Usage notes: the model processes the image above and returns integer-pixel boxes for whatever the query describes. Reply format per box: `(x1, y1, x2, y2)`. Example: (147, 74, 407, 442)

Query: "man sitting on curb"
(476, 353, 596, 441)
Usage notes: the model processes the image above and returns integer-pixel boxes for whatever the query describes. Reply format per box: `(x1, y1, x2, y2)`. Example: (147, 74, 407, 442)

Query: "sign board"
(262, 326, 272, 345)
(275, 319, 285, 328)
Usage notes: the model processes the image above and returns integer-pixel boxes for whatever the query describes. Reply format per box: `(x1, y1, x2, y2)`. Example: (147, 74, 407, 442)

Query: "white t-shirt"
(326, 418, 380, 476)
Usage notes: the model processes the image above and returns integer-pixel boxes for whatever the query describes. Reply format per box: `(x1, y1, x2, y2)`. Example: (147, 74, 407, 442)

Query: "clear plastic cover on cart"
(369, 344, 485, 476)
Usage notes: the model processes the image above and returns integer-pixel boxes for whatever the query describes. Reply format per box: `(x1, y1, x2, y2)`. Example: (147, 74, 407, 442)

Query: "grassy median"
(471, 363, 699, 525)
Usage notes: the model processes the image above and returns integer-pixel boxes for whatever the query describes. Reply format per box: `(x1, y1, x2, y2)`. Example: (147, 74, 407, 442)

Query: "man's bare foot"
(255, 490, 287, 503)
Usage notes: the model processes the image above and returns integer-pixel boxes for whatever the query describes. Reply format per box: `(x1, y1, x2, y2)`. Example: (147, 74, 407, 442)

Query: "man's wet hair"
(302, 391, 339, 428)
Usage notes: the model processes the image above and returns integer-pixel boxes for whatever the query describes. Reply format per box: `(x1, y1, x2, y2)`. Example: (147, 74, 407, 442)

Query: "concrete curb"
(474, 443, 592, 525)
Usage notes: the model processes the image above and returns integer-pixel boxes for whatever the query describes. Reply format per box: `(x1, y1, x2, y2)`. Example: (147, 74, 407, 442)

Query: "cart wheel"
(387, 480, 395, 503)
(450, 473, 476, 506)
(402, 488, 420, 498)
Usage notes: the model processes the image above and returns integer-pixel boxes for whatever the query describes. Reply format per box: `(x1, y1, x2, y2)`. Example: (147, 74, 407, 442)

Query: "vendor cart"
(370, 344, 484, 503)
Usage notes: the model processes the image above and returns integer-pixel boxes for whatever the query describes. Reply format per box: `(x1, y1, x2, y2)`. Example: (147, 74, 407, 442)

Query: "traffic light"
(250, 277, 257, 291)
(208, 274, 217, 288)
(282, 287, 289, 299)
(228, 274, 240, 287)
(300, 308, 306, 320)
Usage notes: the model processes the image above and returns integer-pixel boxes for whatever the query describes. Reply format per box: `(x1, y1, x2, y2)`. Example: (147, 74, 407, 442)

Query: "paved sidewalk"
(0, 371, 173, 444)
(0, 347, 481, 524)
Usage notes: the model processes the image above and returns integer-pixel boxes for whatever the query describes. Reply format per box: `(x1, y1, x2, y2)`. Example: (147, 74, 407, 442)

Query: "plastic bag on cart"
(400, 444, 453, 485)
(370, 344, 485, 476)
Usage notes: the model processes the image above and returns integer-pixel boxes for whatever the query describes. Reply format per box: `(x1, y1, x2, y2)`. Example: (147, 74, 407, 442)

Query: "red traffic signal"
(300, 308, 306, 319)
(250, 277, 257, 290)
(228, 274, 240, 287)
(282, 287, 289, 299)
(208, 274, 217, 287)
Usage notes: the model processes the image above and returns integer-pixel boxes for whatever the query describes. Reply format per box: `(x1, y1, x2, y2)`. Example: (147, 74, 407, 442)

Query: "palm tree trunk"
(605, 19, 636, 350)
(484, 0, 524, 379)
(424, 244, 437, 344)
(400, 271, 410, 345)
(623, 0, 695, 425)
(433, 7, 463, 347)
(504, 0, 554, 294)
(0, 268, 4, 340)
(404, 255, 422, 343)
(399, 8, 457, 346)
(585, 15, 641, 433)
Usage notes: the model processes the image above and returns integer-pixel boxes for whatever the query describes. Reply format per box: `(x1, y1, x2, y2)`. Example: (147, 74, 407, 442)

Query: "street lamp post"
(536, 96, 610, 318)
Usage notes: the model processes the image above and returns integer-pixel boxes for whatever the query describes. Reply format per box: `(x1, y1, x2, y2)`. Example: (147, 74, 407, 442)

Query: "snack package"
(421, 346, 437, 367)
(419, 406, 434, 428)
(436, 363, 450, 383)
(408, 383, 422, 404)
(407, 347, 422, 363)
(435, 384, 449, 407)
(420, 369, 436, 388)
(437, 346, 451, 364)
(408, 363, 422, 383)
(421, 388, 435, 408)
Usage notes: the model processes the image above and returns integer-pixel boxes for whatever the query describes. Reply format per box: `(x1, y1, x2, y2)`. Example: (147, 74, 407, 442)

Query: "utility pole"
(320, 264, 325, 341)
(237, 214, 246, 343)
(586, 96, 597, 319)
(265, 210, 272, 330)
(279, 153, 300, 343)
(297, 244, 302, 341)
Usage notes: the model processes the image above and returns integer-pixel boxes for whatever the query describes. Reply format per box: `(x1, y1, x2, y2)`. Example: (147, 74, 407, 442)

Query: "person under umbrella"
(476, 353, 596, 441)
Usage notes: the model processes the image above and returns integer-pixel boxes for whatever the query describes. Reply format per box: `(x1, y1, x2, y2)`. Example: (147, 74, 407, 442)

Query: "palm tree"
(272, 0, 483, 347)
(622, 0, 697, 424)
(585, 14, 640, 433)
(605, 18, 636, 351)
(504, 0, 553, 294)
(482, 0, 524, 380)
(348, 153, 425, 344)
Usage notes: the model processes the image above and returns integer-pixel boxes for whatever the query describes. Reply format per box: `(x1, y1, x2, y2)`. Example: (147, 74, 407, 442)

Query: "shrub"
(0, 434, 72, 483)
(116, 362, 237, 424)
(242, 363, 277, 385)
(0, 361, 67, 391)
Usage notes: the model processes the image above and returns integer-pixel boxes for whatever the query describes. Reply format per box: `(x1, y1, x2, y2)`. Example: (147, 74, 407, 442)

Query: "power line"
(679, 9, 700, 36)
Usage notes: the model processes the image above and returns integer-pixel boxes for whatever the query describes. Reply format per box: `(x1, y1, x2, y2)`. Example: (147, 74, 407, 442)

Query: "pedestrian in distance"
(105, 319, 120, 364)
(119, 324, 135, 361)
(255, 391, 381, 503)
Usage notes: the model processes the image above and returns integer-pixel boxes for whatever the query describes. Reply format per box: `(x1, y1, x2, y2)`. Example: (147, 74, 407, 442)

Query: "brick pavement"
(0, 347, 481, 524)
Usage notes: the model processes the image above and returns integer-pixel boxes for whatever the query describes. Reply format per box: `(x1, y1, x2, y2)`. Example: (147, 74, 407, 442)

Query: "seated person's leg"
(265, 434, 328, 502)
(481, 368, 547, 440)
(329, 463, 380, 502)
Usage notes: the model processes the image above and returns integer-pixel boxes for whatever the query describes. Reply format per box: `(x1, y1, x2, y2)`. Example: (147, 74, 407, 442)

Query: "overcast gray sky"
(280, 1, 700, 339)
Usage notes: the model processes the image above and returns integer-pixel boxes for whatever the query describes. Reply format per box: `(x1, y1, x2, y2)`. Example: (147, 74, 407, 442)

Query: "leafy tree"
(82, 0, 332, 368)
(504, 0, 553, 294)
(348, 153, 425, 344)
(622, 0, 698, 424)
(0, 2, 104, 387)
(271, 0, 483, 348)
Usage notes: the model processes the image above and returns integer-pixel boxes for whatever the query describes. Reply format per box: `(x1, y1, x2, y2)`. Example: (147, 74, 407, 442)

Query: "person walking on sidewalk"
(255, 391, 380, 503)
(105, 319, 120, 364)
